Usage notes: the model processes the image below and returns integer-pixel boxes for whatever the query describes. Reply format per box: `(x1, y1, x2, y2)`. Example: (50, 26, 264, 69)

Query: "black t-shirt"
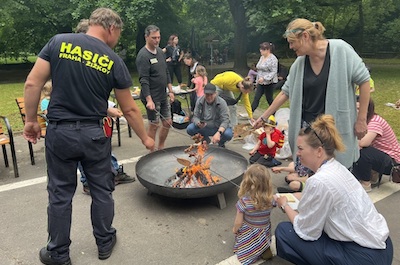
(164, 44, 181, 63)
(39, 33, 132, 121)
(136, 46, 171, 102)
(302, 45, 331, 123)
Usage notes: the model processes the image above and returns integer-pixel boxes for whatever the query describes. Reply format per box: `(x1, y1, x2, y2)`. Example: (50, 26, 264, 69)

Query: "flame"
(166, 135, 221, 188)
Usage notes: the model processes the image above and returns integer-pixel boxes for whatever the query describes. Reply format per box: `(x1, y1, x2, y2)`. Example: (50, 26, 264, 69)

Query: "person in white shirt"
(275, 114, 393, 265)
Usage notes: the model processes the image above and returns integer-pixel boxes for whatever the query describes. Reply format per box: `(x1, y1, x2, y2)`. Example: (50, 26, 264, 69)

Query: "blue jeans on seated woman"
(275, 222, 393, 265)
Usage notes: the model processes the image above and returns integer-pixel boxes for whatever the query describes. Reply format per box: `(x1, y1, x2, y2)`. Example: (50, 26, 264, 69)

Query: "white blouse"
(294, 159, 389, 249)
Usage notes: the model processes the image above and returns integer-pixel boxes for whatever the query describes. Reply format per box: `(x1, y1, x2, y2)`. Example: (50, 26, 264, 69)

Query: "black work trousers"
(45, 121, 116, 261)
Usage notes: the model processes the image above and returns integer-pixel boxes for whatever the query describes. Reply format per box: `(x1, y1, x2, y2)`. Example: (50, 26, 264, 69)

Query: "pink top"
(368, 114, 400, 163)
(192, 76, 208, 97)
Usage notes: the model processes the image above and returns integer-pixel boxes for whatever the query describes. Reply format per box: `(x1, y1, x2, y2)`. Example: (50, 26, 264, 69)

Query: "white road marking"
(0, 177, 47, 192)
(368, 179, 400, 203)
(0, 155, 143, 193)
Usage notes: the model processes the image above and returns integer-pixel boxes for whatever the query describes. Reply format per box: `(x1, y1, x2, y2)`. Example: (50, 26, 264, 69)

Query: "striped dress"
(233, 196, 274, 265)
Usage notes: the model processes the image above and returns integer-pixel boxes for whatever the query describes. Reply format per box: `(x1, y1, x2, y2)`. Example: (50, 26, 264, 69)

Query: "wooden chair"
(0, 115, 19, 178)
(15, 97, 47, 165)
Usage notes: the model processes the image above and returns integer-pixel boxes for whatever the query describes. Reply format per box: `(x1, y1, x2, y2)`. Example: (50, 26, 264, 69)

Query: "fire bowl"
(135, 146, 248, 199)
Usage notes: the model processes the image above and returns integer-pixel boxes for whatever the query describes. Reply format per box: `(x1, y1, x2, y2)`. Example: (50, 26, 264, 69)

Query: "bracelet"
(261, 116, 267, 122)
(280, 203, 288, 213)
(168, 91, 174, 94)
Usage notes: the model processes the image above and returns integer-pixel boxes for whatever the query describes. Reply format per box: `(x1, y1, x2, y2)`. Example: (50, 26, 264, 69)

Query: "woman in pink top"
(352, 98, 400, 192)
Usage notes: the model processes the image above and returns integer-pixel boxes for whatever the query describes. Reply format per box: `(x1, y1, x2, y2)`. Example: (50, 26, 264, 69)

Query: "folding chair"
(0, 115, 19, 178)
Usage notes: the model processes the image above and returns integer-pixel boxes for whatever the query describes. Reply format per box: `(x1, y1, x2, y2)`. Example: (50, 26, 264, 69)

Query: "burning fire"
(165, 134, 221, 188)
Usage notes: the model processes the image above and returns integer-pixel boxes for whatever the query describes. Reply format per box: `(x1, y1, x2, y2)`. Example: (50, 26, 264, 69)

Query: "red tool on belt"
(103, 117, 113, 138)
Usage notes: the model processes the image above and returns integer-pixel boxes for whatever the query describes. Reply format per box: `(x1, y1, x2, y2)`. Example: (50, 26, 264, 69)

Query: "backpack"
(171, 100, 185, 116)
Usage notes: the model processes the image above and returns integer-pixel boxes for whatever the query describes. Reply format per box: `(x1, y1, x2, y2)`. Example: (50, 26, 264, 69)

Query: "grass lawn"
(0, 59, 399, 141)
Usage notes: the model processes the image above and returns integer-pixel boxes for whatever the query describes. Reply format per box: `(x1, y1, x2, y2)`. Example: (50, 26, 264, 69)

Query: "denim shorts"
(145, 97, 171, 123)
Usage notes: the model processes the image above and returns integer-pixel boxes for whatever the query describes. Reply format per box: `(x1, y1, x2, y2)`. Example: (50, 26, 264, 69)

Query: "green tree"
(0, 0, 75, 58)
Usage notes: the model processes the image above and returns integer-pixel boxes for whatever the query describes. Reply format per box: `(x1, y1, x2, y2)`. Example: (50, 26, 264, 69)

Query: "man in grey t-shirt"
(136, 25, 174, 151)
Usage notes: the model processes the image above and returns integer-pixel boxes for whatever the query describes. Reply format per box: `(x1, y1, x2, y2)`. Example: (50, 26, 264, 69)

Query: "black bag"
(171, 100, 185, 116)
(391, 163, 400, 183)
(220, 92, 243, 106)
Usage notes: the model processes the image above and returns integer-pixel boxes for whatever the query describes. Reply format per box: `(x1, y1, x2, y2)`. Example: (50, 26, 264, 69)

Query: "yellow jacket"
(211, 71, 253, 119)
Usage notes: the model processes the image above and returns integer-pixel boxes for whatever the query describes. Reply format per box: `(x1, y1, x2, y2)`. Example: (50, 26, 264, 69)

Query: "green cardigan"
(282, 39, 370, 168)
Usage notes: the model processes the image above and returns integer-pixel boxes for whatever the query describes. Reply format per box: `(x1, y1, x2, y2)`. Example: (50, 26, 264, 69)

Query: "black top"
(136, 46, 171, 102)
(164, 44, 181, 64)
(39, 33, 132, 121)
(302, 44, 331, 123)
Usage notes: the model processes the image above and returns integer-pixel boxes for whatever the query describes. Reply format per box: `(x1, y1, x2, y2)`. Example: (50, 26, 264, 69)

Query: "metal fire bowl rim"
(135, 145, 248, 198)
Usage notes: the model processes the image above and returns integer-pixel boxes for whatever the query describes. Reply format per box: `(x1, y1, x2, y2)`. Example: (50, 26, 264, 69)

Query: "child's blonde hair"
(195, 65, 207, 84)
(42, 80, 52, 99)
(238, 164, 273, 210)
(195, 65, 207, 77)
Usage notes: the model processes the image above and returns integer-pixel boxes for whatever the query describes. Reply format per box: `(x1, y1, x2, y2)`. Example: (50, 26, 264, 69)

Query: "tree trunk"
(227, 0, 248, 73)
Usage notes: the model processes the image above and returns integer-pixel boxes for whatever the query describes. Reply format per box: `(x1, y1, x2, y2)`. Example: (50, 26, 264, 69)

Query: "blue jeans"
(79, 153, 119, 184)
(275, 222, 393, 265)
(186, 123, 233, 146)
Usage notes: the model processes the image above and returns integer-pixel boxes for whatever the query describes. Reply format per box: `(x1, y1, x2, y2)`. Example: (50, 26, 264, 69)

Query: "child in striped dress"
(232, 164, 276, 264)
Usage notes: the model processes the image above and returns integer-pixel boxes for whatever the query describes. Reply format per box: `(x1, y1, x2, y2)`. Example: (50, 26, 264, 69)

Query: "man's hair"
(145, 25, 160, 36)
(75, 19, 89, 33)
(89, 8, 123, 30)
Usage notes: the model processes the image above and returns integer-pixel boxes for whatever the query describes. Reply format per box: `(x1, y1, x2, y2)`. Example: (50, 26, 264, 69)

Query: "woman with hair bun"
(275, 114, 393, 265)
(251, 42, 278, 112)
(255, 18, 371, 170)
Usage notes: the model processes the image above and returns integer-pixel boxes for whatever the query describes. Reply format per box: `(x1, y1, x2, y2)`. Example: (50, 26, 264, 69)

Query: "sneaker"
(39, 247, 71, 265)
(261, 247, 273, 260)
(272, 158, 282, 166)
(98, 234, 117, 260)
(284, 176, 291, 184)
(114, 165, 135, 185)
(361, 181, 372, 193)
(82, 183, 90, 195)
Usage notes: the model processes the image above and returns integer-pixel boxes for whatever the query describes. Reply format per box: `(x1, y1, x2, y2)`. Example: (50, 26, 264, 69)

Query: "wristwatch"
(280, 203, 288, 213)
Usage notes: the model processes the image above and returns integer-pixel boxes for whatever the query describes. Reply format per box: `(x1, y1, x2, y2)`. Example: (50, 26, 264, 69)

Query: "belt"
(49, 120, 102, 125)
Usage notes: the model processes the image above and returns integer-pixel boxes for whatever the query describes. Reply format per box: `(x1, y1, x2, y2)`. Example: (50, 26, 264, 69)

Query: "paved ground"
(0, 107, 399, 265)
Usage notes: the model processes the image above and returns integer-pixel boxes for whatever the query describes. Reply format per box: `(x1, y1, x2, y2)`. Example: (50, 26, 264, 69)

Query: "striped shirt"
(368, 114, 400, 163)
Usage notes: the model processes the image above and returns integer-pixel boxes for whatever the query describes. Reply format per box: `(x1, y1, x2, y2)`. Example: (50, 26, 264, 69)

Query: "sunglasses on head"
(304, 123, 324, 146)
